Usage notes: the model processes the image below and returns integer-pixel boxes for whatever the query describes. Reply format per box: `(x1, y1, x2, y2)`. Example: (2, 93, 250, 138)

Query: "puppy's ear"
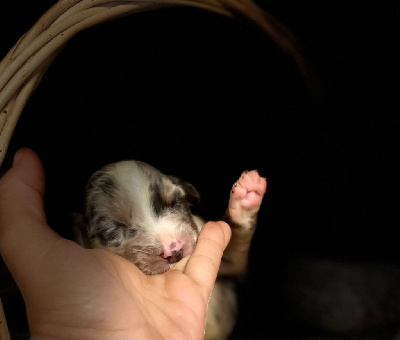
(168, 176, 200, 206)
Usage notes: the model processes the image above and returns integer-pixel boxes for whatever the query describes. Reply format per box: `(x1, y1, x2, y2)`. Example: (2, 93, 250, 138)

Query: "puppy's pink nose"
(161, 240, 184, 264)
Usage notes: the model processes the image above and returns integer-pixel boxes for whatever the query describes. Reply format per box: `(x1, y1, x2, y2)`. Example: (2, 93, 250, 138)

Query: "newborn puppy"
(73, 160, 266, 339)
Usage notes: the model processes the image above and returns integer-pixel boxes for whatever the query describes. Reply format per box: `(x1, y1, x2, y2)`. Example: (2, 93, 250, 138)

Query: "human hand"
(0, 148, 231, 339)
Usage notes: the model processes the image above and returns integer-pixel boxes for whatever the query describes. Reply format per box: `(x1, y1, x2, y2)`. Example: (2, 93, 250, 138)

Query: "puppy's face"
(82, 161, 201, 275)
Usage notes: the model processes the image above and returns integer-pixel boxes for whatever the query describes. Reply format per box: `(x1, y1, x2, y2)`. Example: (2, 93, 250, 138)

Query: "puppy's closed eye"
(113, 221, 137, 238)
(114, 221, 128, 228)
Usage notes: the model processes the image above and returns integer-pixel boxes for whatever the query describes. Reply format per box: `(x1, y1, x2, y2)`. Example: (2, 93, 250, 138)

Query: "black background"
(0, 1, 399, 338)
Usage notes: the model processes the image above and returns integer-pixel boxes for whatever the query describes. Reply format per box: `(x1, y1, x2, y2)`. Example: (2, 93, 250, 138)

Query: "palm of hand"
(25, 238, 211, 339)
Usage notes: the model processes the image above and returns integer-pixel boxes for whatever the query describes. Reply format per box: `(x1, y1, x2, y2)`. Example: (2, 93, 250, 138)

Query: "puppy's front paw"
(228, 170, 267, 226)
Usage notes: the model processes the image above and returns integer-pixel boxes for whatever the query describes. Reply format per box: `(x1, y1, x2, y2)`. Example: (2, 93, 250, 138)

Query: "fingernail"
(13, 148, 26, 167)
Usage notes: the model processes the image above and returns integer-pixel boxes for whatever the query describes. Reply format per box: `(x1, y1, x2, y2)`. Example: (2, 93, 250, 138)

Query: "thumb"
(183, 221, 231, 296)
(0, 148, 60, 280)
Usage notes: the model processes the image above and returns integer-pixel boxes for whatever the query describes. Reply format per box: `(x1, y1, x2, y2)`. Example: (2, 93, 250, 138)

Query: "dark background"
(0, 1, 399, 338)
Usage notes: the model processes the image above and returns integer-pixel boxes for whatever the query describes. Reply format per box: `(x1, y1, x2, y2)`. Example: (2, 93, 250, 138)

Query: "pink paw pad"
(230, 170, 267, 212)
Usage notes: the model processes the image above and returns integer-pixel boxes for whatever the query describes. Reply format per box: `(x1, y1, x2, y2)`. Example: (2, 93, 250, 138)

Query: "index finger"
(184, 221, 231, 293)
